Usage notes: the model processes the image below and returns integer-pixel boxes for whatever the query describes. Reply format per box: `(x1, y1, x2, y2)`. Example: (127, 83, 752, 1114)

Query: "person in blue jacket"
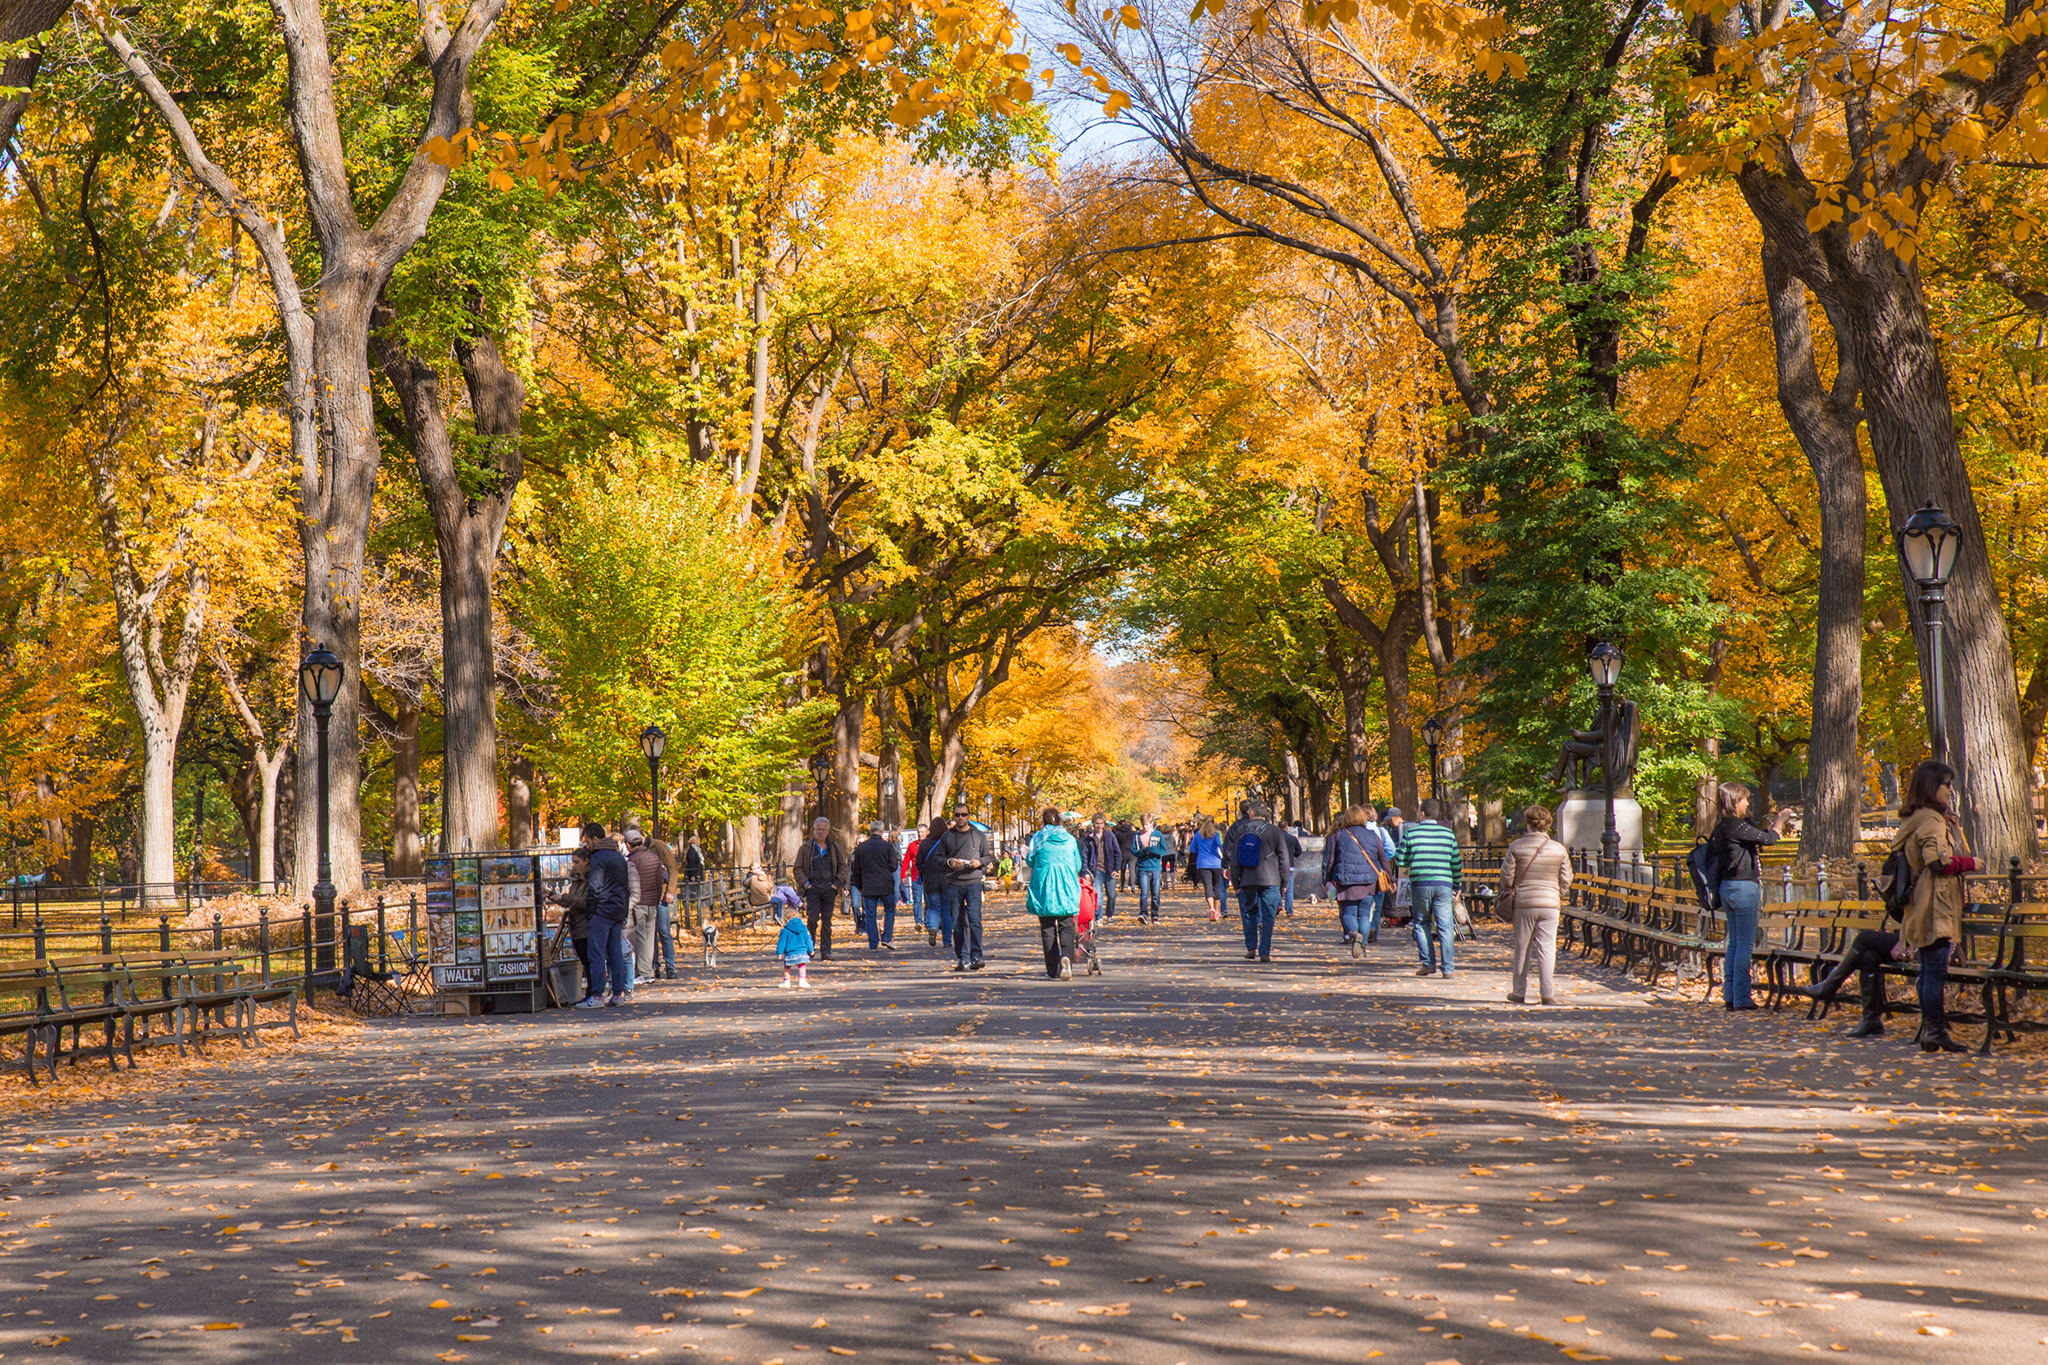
(776, 903, 815, 989)
(1026, 808, 1084, 979)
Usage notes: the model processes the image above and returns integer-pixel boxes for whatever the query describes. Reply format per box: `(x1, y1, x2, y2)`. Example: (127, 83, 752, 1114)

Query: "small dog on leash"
(702, 919, 720, 968)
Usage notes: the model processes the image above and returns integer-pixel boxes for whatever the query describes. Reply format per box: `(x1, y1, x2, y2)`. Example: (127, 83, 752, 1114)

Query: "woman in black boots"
(1801, 761, 1976, 1053)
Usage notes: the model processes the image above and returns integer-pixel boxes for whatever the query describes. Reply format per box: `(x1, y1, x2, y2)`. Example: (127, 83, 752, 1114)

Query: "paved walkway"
(3, 888, 2044, 1363)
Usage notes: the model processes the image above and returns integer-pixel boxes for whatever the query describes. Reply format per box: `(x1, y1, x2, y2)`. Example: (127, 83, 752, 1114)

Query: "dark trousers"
(1238, 884, 1280, 956)
(864, 889, 898, 947)
(1038, 915, 1078, 976)
(951, 881, 985, 963)
(805, 886, 836, 957)
(1918, 938, 1954, 1034)
(572, 935, 592, 1000)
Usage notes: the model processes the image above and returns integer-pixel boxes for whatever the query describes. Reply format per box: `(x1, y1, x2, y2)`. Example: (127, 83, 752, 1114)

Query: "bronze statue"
(1550, 695, 1640, 792)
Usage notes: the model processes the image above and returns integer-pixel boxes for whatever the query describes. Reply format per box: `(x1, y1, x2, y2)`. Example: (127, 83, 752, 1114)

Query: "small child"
(776, 904, 815, 988)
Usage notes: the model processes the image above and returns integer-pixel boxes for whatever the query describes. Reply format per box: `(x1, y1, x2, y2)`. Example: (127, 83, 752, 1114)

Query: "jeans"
(951, 881, 985, 963)
(1410, 882, 1457, 973)
(1038, 915, 1078, 977)
(1719, 878, 1761, 1006)
(928, 887, 954, 944)
(1917, 938, 1953, 1034)
(587, 916, 631, 998)
(1238, 884, 1281, 956)
(1283, 877, 1295, 915)
(911, 879, 926, 928)
(864, 889, 897, 947)
(1338, 898, 1369, 940)
(654, 902, 676, 975)
(1134, 867, 1161, 919)
(1091, 870, 1118, 921)
(1363, 890, 1385, 939)
(805, 886, 837, 957)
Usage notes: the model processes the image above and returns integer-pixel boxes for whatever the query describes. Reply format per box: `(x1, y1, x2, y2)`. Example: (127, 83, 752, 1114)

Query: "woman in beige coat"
(1500, 805, 1573, 1005)
(1896, 761, 1977, 1052)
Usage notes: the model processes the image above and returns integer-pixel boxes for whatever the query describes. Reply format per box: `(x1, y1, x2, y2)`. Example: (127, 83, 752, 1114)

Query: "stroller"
(1075, 877, 1103, 975)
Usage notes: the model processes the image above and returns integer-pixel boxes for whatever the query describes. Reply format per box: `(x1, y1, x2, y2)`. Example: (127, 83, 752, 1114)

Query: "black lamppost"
(298, 644, 344, 979)
(1587, 641, 1623, 872)
(639, 724, 667, 842)
(1422, 715, 1443, 804)
(1896, 501, 1962, 766)
(810, 754, 831, 824)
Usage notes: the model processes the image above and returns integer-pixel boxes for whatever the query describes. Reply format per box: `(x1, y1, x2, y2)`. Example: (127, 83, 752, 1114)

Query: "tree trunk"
(877, 687, 904, 827)
(388, 702, 423, 876)
(66, 807, 95, 886)
(829, 694, 864, 842)
(1320, 580, 1422, 815)
(0, 0, 70, 154)
(920, 728, 969, 826)
(2019, 650, 2048, 779)
(1760, 245, 1867, 861)
(507, 751, 535, 848)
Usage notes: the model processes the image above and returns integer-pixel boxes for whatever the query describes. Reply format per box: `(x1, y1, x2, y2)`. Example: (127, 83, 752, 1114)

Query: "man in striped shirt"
(1396, 798, 1463, 978)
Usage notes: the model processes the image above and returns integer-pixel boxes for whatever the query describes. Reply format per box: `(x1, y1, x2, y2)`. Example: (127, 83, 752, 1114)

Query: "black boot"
(1845, 972, 1885, 1038)
(1921, 1029, 1970, 1054)
(1799, 955, 1859, 1002)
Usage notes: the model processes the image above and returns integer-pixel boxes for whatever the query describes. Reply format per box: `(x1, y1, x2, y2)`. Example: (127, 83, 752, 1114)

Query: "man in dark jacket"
(1113, 818, 1139, 891)
(1079, 814, 1125, 922)
(581, 821, 634, 1006)
(851, 821, 901, 951)
(625, 829, 669, 984)
(793, 817, 845, 961)
(1223, 800, 1293, 963)
(931, 802, 993, 970)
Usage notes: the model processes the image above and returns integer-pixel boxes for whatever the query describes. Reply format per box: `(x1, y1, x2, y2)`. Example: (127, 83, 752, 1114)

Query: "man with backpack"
(1224, 799, 1293, 962)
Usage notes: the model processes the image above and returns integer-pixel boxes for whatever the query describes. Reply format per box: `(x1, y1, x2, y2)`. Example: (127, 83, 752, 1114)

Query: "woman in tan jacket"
(1500, 805, 1572, 1005)
(1897, 761, 1977, 1052)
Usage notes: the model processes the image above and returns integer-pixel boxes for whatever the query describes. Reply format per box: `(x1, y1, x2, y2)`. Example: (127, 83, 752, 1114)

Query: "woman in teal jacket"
(1026, 809, 1083, 980)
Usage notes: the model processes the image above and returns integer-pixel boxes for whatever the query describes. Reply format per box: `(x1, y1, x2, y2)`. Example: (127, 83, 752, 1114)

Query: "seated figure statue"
(1550, 696, 1639, 792)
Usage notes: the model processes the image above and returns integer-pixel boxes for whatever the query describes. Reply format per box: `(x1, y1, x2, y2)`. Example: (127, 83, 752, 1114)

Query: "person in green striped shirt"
(1396, 799, 1464, 978)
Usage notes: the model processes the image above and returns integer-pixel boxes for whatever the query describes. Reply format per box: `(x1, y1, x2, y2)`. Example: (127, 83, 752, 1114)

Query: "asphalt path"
(2, 886, 2044, 1364)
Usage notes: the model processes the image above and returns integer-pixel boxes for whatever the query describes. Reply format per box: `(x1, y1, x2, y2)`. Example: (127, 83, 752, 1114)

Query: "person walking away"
(547, 847, 595, 1002)
(1190, 818, 1224, 921)
(1114, 818, 1138, 893)
(919, 819, 955, 952)
(1709, 782, 1795, 1010)
(580, 822, 634, 1007)
(1281, 820, 1306, 915)
(776, 900, 815, 988)
(1365, 815, 1399, 943)
(794, 817, 845, 963)
(934, 802, 994, 969)
(1798, 761, 1973, 1050)
(851, 821, 901, 951)
(625, 828, 669, 985)
(1224, 800, 1292, 962)
(1397, 800, 1464, 978)
(1132, 816, 1170, 924)
(1323, 806, 1391, 960)
(1499, 805, 1572, 1004)
(1025, 807, 1084, 979)
(1080, 814, 1125, 923)
(901, 829, 929, 943)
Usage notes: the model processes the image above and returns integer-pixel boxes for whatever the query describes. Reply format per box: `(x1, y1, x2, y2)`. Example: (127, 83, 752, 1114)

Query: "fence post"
(377, 894, 388, 975)
(32, 913, 47, 1015)
(258, 906, 272, 985)
(2011, 855, 2025, 909)
(1779, 864, 1793, 905)
(340, 897, 352, 991)
(159, 915, 172, 1003)
(301, 907, 315, 1005)
(1856, 860, 1869, 900)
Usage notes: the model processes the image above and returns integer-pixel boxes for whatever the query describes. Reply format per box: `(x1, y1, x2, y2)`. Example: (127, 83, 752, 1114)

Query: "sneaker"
(605, 993, 624, 1006)
(798, 978, 813, 988)
(953, 960, 967, 972)
(1059, 957, 1073, 980)
(1439, 969, 1454, 979)
(779, 979, 793, 990)
(1245, 951, 1257, 961)
(1350, 938, 1363, 960)
(1366, 932, 1379, 944)
(575, 996, 605, 1009)
(880, 942, 895, 952)
(968, 959, 986, 971)
(1259, 954, 1272, 963)
(928, 929, 938, 946)
(1413, 965, 1437, 977)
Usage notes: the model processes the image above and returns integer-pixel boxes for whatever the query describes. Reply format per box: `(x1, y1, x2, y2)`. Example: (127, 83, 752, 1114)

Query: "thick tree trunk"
(0, 0, 70, 155)
(829, 694, 864, 845)
(877, 687, 904, 827)
(1760, 245, 1867, 860)
(1320, 581, 1422, 815)
(388, 702, 423, 876)
(66, 808, 95, 886)
(2020, 651, 2048, 779)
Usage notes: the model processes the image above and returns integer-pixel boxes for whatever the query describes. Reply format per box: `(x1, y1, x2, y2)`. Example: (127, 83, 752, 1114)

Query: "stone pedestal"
(1556, 789, 1643, 861)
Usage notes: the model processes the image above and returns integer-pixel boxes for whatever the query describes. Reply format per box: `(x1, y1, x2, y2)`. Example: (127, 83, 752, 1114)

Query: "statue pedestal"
(1556, 789, 1644, 864)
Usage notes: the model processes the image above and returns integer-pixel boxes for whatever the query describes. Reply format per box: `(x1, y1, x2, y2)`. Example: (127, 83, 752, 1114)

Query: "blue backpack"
(1235, 826, 1268, 871)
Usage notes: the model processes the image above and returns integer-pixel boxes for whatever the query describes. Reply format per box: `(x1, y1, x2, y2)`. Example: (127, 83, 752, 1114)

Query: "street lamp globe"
(299, 644, 344, 706)
(1897, 501, 1962, 587)
(639, 723, 667, 761)
(1423, 715, 1443, 748)
(1586, 641, 1623, 690)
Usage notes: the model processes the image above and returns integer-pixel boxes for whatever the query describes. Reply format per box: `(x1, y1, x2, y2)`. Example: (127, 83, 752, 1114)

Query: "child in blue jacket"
(776, 904, 815, 989)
